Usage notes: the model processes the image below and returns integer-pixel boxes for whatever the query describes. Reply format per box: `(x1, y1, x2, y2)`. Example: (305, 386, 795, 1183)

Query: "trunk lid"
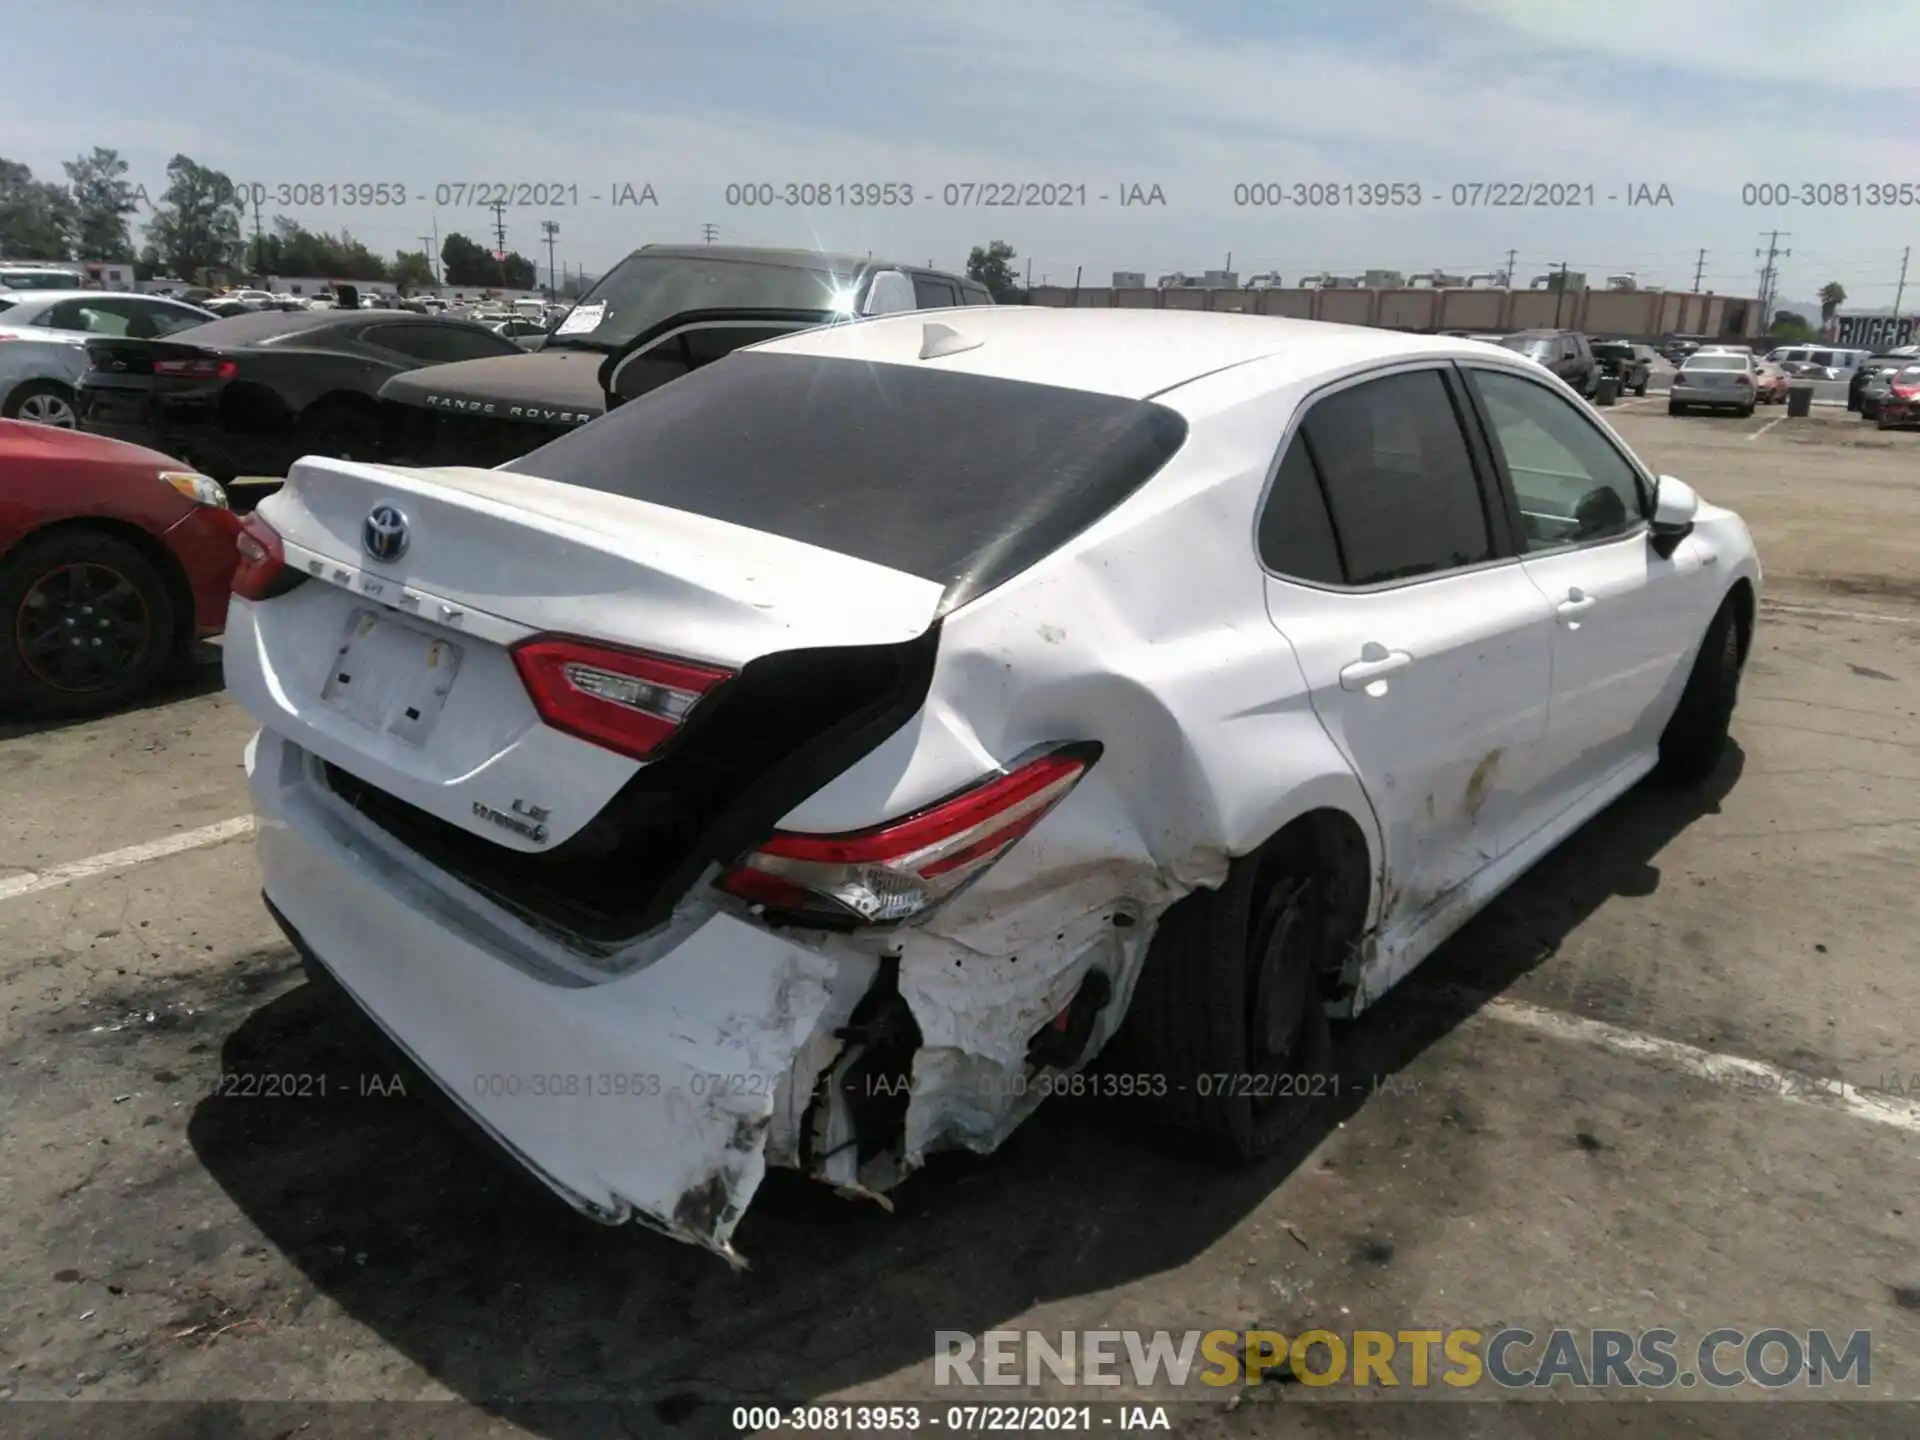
(225, 457, 945, 890)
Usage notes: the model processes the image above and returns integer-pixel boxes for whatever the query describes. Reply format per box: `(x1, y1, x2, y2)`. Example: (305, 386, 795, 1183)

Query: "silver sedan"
(0, 290, 215, 428)
(1668, 352, 1758, 416)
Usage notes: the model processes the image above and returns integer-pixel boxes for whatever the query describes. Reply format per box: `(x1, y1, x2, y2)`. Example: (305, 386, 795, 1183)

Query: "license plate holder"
(322, 608, 462, 745)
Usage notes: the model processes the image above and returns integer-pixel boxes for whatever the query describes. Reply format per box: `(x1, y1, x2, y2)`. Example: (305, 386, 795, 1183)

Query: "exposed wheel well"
(0, 517, 194, 656)
(2, 376, 76, 413)
(298, 390, 382, 425)
(1726, 577, 1756, 664)
(1254, 807, 1373, 998)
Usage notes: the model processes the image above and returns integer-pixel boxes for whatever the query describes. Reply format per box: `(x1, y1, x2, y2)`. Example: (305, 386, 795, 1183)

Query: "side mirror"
(1650, 474, 1698, 555)
(860, 270, 916, 317)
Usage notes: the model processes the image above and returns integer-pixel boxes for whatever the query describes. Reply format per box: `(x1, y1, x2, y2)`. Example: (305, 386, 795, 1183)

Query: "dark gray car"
(1496, 329, 1597, 397)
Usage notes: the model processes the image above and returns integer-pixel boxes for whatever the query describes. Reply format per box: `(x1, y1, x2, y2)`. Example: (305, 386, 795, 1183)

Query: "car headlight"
(159, 469, 229, 509)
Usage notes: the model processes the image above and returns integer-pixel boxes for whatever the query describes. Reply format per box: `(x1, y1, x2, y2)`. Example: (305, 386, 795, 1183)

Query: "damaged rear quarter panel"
(776, 366, 1384, 1165)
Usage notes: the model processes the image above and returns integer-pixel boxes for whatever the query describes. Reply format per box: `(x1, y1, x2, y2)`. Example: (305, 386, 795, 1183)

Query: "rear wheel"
(3, 380, 78, 429)
(296, 400, 383, 463)
(0, 529, 179, 718)
(1656, 601, 1743, 786)
(1668, 401, 1686, 416)
(1634, 378, 1649, 396)
(1117, 831, 1338, 1162)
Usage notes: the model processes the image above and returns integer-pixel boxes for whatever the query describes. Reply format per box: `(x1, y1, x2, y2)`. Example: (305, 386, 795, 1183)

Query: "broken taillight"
(717, 745, 1098, 926)
(511, 635, 733, 760)
(231, 513, 303, 601)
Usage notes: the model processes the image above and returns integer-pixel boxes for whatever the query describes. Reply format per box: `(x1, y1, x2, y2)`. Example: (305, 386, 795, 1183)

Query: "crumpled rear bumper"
(247, 728, 869, 1263)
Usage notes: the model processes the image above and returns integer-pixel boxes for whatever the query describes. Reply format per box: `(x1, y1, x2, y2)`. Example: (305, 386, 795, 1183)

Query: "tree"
(391, 249, 436, 292)
(62, 147, 139, 260)
(1818, 282, 1847, 321)
(967, 240, 1022, 302)
(0, 157, 76, 259)
(501, 250, 536, 289)
(143, 154, 244, 283)
(441, 231, 494, 286)
(1768, 312, 1815, 341)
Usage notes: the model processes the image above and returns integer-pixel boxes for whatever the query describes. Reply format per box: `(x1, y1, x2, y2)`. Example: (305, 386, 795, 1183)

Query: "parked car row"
(0, 290, 220, 428)
(1849, 347, 1920, 420)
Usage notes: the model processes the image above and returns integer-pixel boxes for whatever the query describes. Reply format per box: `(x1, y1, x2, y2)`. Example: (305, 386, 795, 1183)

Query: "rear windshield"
(1591, 342, 1632, 359)
(506, 351, 1190, 613)
(1685, 355, 1749, 371)
(1498, 335, 1556, 360)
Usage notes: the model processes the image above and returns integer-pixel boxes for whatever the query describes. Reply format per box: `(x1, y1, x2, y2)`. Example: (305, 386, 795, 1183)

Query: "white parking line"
(1473, 994, 1920, 1136)
(1762, 600, 1920, 626)
(1747, 416, 1786, 441)
(0, 817, 255, 902)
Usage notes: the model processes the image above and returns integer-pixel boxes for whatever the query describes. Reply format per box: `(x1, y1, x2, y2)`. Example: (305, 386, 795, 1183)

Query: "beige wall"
(1023, 285, 1760, 339)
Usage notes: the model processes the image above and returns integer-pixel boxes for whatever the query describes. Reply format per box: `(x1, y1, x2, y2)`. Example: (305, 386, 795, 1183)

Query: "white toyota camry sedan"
(224, 308, 1761, 1262)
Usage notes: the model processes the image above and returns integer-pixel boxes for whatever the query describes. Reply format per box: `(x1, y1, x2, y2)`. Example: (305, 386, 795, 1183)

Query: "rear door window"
(1299, 369, 1494, 585)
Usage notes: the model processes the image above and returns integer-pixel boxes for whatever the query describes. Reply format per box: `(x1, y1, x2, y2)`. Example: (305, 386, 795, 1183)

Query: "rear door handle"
(1557, 588, 1598, 620)
(1340, 644, 1413, 690)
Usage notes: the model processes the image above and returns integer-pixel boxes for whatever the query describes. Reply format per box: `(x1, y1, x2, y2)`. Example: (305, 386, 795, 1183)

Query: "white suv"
(226, 309, 1760, 1262)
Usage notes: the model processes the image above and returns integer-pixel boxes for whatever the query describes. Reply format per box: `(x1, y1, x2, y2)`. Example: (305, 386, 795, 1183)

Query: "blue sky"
(4, 0, 1916, 309)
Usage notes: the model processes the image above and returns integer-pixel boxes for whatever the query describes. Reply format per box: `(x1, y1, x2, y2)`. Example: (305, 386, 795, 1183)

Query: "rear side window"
(508, 351, 1189, 613)
(913, 276, 959, 308)
(1256, 434, 1344, 585)
(363, 322, 520, 363)
(1299, 369, 1492, 585)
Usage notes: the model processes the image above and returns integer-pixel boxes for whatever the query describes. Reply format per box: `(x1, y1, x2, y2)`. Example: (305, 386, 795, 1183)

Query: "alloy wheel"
(15, 562, 152, 692)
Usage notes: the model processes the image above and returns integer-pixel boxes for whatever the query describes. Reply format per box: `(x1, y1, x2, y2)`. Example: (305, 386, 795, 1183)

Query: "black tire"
(0, 529, 179, 718)
(2, 379, 79, 429)
(1668, 401, 1685, 416)
(296, 400, 384, 463)
(1738, 403, 1755, 417)
(1656, 601, 1743, 786)
(1116, 831, 1337, 1162)
(1635, 379, 1649, 397)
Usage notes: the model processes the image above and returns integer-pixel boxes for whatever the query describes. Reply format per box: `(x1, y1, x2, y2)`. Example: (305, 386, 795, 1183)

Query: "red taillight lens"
(717, 747, 1097, 926)
(231, 513, 298, 601)
(152, 355, 238, 380)
(511, 636, 733, 760)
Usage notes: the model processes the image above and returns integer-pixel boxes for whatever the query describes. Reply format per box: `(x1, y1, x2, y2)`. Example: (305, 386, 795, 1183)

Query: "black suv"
(1496, 329, 1597, 396)
(1590, 340, 1652, 396)
(378, 245, 995, 468)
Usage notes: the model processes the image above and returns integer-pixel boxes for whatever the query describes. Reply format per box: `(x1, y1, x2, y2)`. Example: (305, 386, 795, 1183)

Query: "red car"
(1875, 363, 1920, 430)
(0, 419, 241, 717)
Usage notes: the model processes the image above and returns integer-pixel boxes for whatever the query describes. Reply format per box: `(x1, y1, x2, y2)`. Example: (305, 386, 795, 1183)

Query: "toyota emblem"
(362, 504, 409, 563)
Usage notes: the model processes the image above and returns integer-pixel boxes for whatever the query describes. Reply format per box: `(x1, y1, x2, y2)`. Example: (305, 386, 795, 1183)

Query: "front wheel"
(1668, 401, 1686, 416)
(0, 529, 179, 718)
(1116, 835, 1337, 1162)
(1737, 403, 1755, 417)
(1657, 602, 1743, 786)
(1635, 379, 1649, 397)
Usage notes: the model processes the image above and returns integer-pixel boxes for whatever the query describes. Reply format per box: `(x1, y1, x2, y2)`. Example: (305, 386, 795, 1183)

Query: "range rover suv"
(378, 245, 995, 468)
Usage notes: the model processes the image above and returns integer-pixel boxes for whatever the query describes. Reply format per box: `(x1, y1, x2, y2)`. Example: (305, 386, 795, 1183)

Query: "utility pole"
(490, 206, 511, 290)
(1692, 248, 1707, 292)
(417, 235, 438, 287)
(250, 195, 265, 284)
(1503, 248, 1517, 287)
(1025, 257, 1032, 288)
(1894, 246, 1911, 319)
(700, 222, 718, 244)
(541, 220, 560, 299)
(1552, 260, 1569, 326)
(1755, 230, 1790, 328)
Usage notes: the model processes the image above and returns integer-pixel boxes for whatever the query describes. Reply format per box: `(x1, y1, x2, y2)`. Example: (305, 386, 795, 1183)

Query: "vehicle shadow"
(186, 746, 1744, 1438)
(0, 646, 224, 742)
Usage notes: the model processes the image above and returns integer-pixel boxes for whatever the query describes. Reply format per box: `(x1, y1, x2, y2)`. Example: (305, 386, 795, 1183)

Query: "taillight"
(152, 355, 238, 380)
(717, 746, 1098, 926)
(511, 636, 733, 761)
(231, 513, 302, 601)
